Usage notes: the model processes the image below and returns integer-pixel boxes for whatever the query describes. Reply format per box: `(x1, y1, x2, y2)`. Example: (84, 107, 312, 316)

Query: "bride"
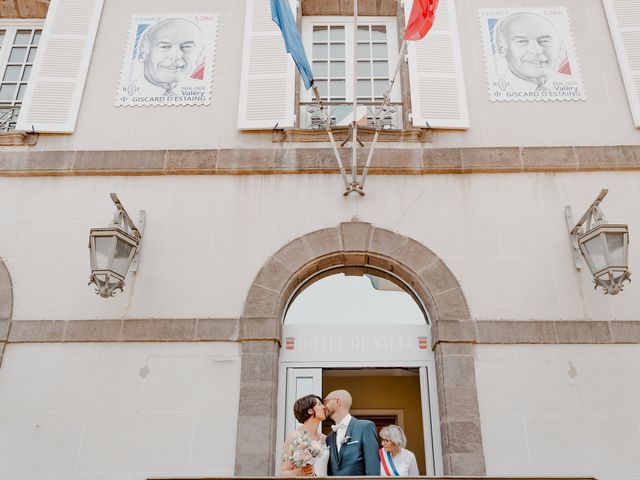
(280, 394, 330, 476)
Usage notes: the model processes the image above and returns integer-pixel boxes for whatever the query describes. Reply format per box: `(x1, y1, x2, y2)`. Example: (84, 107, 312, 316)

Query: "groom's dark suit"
(326, 416, 380, 476)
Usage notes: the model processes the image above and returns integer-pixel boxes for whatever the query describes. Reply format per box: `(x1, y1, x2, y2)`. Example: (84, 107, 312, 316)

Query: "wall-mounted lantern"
(566, 189, 631, 295)
(88, 193, 145, 298)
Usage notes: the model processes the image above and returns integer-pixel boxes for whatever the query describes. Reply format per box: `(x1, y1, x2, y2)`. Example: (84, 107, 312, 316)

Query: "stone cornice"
(301, 0, 398, 16)
(0, 132, 38, 146)
(435, 320, 640, 345)
(0, 145, 639, 177)
(4, 318, 640, 345)
(0, 0, 49, 18)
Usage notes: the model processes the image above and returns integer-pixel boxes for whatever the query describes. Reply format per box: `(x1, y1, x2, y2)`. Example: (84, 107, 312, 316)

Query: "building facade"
(0, 0, 640, 479)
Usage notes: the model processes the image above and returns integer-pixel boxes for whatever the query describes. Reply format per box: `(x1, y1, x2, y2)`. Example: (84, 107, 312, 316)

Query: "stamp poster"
(479, 8, 586, 102)
(116, 13, 218, 106)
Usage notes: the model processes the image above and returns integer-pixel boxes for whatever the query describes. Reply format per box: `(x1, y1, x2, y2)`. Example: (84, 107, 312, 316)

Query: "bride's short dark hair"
(293, 394, 323, 423)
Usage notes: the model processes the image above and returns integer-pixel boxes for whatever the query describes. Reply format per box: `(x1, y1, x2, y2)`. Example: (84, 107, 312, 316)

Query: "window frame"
(0, 19, 44, 131)
(300, 16, 401, 104)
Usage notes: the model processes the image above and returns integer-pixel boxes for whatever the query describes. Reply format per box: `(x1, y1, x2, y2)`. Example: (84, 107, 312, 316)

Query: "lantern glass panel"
(93, 236, 113, 270)
(613, 271, 627, 282)
(606, 232, 626, 266)
(583, 233, 607, 273)
(112, 237, 135, 277)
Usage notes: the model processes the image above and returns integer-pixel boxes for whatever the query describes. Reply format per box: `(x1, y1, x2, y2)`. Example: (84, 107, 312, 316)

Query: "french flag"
(404, 0, 438, 41)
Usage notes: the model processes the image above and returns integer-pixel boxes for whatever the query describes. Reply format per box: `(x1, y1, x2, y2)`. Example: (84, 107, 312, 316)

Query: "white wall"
(475, 344, 640, 480)
(0, 342, 241, 480)
(23, 0, 640, 151)
(0, 171, 638, 321)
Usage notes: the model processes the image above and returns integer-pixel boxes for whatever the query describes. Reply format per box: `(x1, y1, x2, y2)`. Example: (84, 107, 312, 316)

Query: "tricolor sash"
(379, 448, 400, 476)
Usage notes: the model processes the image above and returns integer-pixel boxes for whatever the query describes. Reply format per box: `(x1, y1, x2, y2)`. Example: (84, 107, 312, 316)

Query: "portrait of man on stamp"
(139, 18, 204, 96)
(116, 13, 218, 107)
(495, 12, 562, 91)
(480, 7, 586, 102)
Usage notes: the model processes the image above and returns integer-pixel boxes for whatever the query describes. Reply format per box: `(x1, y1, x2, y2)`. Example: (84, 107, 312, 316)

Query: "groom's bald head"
(332, 390, 352, 409)
(324, 389, 352, 422)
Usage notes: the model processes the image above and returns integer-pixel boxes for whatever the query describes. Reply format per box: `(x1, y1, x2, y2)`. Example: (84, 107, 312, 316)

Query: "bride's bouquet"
(283, 430, 324, 468)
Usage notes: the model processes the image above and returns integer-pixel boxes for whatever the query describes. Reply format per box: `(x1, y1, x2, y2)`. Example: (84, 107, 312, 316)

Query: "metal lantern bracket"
(565, 189, 609, 270)
(109, 193, 145, 272)
(88, 193, 146, 298)
(566, 189, 632, 295)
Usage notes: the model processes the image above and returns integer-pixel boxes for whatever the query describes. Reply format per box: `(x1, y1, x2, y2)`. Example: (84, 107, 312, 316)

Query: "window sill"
(273, 126, 431, 143)
(0, 131, 38, 146)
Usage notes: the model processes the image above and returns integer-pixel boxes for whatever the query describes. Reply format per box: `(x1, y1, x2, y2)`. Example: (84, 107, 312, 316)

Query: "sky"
(284, 273, 427, 325)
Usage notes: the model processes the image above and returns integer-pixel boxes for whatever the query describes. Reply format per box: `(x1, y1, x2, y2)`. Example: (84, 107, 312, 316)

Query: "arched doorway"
(277, 267, 442, 475)
(235, 222, 485, 476)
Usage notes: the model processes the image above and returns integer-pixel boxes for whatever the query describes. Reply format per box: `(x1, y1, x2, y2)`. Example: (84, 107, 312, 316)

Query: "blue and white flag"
(271, 0, 314, 90)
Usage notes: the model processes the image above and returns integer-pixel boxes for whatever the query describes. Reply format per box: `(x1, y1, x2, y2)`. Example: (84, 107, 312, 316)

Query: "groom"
(324, 389, 380, 476)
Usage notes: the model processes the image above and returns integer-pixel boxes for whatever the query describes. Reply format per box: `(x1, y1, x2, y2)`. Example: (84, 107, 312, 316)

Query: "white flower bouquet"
(283, 431, 324, 468)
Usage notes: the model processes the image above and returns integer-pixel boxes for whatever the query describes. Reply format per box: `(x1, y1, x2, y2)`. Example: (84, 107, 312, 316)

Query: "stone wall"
(0, 258, 11, 368)
(0, 0, 48, 18)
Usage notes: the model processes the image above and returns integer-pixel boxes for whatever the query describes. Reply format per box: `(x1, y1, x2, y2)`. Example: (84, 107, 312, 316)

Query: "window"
(238, 0, 468, 131)
(0, 24, 43, 131)
(301, 17, 402, 129)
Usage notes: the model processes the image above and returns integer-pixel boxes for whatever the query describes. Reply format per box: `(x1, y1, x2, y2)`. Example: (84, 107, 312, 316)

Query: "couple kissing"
(280, 390, 380, 477)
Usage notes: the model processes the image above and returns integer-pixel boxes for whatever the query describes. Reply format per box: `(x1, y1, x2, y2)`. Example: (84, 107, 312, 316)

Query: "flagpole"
(359, 39, 407, 190)
(350, 0, 359, 193)
(312, 84, 351, 190)
(386, 39, 407, 103)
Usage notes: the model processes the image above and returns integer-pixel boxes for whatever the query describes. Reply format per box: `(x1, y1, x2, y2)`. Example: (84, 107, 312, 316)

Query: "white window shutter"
(15, 0, 104, 133)
(603, 0, 640, 127)
(404, 0, 469, 129)
(238, 0, 297, 130)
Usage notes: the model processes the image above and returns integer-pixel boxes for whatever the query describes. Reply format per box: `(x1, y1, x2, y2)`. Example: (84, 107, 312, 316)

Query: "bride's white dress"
(313, 442, 330, 477)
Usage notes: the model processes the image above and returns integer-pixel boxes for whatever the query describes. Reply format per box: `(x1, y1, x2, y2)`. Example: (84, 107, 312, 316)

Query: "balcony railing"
(0, 106, 20, 132)
(300, 101, 403, 130)
(150, 476, 597, 480)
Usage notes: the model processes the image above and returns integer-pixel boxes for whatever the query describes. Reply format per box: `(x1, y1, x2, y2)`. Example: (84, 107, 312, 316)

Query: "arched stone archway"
(234, 222, 485, 476)
(0, 257, 13, 368)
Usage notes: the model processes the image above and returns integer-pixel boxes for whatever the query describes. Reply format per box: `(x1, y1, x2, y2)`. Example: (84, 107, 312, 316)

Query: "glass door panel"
(285, 368, 323, 436)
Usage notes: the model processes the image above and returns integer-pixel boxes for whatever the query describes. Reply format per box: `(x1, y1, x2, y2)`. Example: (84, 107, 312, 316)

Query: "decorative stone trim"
(273, 126, 428, 143)
(0, 321, 8, 340)
(1, 145, 639, 176)
(6, 318, 640, 345)
(5, 318, 241, 343)
(0, 131, 38, 146)
(0, 260, 11, 322)
(472, 320, 640, 345)
(301, 0, 398, 16)
(435, 343, 485, 476)
(235, 222, 485, 476)
(0, 0, 48, 18)
(0, 258, 12, 368)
